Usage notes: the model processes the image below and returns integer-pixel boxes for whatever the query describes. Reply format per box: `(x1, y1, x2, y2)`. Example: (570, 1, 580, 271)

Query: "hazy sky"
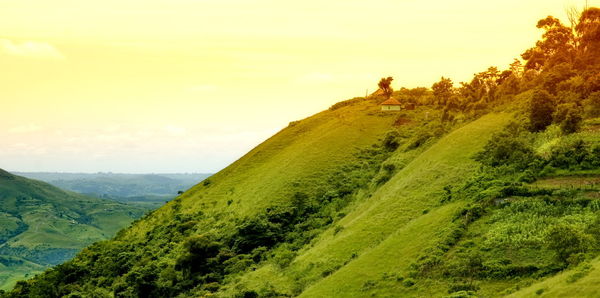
(1, 0, 596, 173)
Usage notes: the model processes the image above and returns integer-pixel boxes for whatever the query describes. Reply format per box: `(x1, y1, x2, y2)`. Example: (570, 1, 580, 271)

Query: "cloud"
(0, 38, 65, 59)
(8, 124, 42, 134)
(163, 124, 187, 136)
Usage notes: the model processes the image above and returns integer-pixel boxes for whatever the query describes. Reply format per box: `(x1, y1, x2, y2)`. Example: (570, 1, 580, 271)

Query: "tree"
(561, 108, 583, 134)
(575, 7, 600, 68)
(175, 235, 222, 277)
(583, 91, 600, 117)
(541, 63, 575, 94)
(509, 58, 524, 78)
(546, 224, 592, 263)
(528, 89, 555, 132)
(475, 124, 535, 169)
(431, 77, 454, 106)
(378, 77, 394, 98)
(554, 103, 583, 134)
(522, 16, 575, 70)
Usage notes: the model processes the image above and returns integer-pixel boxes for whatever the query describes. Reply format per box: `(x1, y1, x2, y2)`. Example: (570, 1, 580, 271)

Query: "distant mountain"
(0, 169, 146, 290)
(14, 172, 212, 208)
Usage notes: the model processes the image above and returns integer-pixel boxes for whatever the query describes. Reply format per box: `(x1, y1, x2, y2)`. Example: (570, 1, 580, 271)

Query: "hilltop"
(3, 6, 600, 298)
(0, 170, 145, 291)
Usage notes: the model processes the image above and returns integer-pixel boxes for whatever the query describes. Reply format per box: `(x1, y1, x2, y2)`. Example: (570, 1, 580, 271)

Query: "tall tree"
(378, 77, 394, 98)
(575, 7, 600, 69)
(521, 16, 575, 70)
(431, 77, 454, 106)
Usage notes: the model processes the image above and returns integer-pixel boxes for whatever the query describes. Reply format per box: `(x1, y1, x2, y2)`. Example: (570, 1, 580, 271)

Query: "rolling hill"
(13, 172, 212, 209)
(0, 170, 146, 291)
(3, 6, 600, 298)
(3, 97, 600, 297)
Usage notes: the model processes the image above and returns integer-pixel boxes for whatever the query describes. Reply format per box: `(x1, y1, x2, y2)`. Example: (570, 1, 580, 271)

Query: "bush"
(547, 139, 593, 169)
(546, 224, 593, 263)
(535, 288, 545, 295)
(583, 91, 600, 117)
(528, 89, 555, 132)
(402, 278, 415, 287)
(406, 131, 431, 150)
(175, 235, 222, 277)
(475, 125, 535, 170)
(554, 105, 583, 134)
(382, 130, 401, 151)
(448, 283, 479, 294)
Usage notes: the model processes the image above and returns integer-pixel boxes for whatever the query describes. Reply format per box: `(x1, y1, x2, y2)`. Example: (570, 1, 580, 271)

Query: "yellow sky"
(1, 0, 596, 173)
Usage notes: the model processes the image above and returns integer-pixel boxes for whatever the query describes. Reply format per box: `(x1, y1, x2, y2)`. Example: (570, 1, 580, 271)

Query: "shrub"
(448, 283, 479, 294)
(547, 139, 591, 169)
(528, 89, 555, 132)
(535, 288, 545, 295)
(402, 278, 415, 287)
(382, 130, 401, 151)
(406, 131, 431, 150)
(546, 224, 593, 263)
(583, 91, 600, 117)
(475, 124, 535, 170)
(559, 106, 583, 134)
(175, 235, 222, 277)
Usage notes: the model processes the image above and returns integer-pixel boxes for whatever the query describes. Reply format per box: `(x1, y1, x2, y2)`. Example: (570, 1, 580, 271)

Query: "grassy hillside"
(0, 94, 517, 297)
(218, 112, 511, 297)
(3, 7, 600, 297)
(3, 93, 599, 297)
(0, 170, 145, 291)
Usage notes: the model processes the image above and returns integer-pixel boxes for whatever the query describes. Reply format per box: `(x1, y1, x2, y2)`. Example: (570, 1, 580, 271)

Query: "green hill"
(14, 172, 212, 209)
(0, 170, 145, 291)
(3, 6, 600, 298)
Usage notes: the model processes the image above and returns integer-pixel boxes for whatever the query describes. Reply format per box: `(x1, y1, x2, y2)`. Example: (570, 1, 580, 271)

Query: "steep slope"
(221, 112, 511, 296)
(1, 98, 418, 296)
(0, 170, 145, 290)
(6, 95, 598, 297)
(1, 96, 512, 297)
(120, 98, 401, 238)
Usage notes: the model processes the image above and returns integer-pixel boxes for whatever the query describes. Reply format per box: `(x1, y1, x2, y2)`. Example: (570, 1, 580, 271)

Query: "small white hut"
(380, 98, 402, 111)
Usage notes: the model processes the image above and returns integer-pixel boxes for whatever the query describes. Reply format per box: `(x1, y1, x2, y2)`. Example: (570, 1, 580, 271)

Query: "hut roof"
(380, 98, 402, 105)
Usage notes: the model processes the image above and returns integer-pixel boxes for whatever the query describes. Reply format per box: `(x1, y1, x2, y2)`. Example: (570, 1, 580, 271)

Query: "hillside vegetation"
(0, 170, 145, 291)
(3, 6, 600, 298)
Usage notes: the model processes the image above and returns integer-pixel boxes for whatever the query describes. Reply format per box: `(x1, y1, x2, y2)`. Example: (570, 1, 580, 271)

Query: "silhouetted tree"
(378, 76, 394, 98)
(432, 77, 454, 106)
(522, 16, 575, 70)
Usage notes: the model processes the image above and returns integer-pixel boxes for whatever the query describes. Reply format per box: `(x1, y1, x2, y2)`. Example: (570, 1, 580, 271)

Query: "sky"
(1, 0, 597, 173)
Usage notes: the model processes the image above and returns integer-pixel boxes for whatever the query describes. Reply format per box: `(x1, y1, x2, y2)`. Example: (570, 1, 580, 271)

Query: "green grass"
(509, 259, 600, 297)
(121, 99, 400, 239)
(215, 112, 512, 296)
